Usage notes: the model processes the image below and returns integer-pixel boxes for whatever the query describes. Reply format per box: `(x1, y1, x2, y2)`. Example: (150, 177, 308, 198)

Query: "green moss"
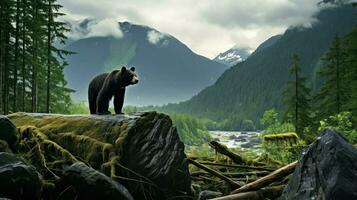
(8, 112, 132, 172)
(54, 132, 114, 168)
(263, 132, 299, 145)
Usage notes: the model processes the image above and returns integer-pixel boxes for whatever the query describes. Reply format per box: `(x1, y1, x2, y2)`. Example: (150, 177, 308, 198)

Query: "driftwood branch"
(191, 171, 270, 178)
(187, 158, 242, 188)
(211, 185, 286, 200)
(231, 161, 297, 194)
(198, 161, 275, 171)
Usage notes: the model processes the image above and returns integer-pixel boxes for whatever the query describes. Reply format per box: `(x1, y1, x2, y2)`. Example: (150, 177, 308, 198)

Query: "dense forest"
(0, 0, 72, 115)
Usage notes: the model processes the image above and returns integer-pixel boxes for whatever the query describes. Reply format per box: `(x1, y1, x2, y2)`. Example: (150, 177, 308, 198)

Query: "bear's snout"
(131, 76, 139, 84)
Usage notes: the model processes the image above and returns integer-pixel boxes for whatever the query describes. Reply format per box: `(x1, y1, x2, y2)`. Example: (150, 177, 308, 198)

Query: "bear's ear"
(130, 67, 135, 72)
(121, 66, 127, 72)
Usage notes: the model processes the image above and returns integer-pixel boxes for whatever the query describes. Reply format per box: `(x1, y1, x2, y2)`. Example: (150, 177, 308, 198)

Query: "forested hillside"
(0, 0, 72, 115)
(162, 4, 356, 129)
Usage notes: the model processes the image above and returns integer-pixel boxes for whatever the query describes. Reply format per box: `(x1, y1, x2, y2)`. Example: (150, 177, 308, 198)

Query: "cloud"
(147, 30, 164, 44)
(201, 0, 321, 29)
(58, 0, 334, 58)
(147, 30, 170, 46)
(65, 18, 123, 40)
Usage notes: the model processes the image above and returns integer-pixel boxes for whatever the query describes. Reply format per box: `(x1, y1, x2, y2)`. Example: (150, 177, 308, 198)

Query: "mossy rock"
(7, 112, 192, 200)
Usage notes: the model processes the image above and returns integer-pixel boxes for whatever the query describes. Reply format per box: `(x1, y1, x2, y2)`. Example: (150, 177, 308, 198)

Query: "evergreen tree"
(316, 35, 347, 119)
(343, 26, 357, 126)
(0, 0, 73, 114)
(283, 54, 312, 136)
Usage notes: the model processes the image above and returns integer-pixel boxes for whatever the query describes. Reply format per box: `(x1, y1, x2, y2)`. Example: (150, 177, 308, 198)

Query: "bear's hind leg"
(96, 90, 111, 115)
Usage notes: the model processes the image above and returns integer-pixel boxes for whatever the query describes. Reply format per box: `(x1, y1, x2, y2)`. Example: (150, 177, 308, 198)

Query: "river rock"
(229, 135, 238, 140)
(280, 128, 357, 200)
(63, 162, 134, 200)
(0, 152, 42, 200)
(0, 116, 18, 147)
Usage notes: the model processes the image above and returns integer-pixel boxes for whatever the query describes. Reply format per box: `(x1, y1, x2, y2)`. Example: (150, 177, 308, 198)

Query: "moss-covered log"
(7, 112, 192, 200)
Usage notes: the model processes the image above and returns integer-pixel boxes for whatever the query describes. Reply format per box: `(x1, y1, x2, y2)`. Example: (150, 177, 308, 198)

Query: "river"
(209, 131, 262, 149)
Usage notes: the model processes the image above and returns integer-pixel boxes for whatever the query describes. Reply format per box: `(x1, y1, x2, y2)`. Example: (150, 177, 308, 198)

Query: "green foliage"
(260, 109, 295, 134)
(67, 101, 89, 114)
(185, 144, 215, 158)
(169, 113, 211, 145)
(241, 120, 256, 131)
(319, 112, 357, 144)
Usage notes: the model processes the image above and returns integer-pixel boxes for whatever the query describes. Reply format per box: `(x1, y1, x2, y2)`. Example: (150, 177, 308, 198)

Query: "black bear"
(88, 66, 138, 114)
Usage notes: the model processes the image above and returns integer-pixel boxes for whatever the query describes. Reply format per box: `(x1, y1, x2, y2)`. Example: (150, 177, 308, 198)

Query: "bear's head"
(119, 66, 139, 87)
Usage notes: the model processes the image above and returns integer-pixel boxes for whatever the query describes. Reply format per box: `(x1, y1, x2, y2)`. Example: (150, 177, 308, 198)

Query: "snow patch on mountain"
(213, 46, 252, 67)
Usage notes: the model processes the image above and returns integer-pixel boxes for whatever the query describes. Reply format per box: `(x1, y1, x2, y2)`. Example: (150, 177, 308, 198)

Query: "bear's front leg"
(96, 89, 111, 115)
(114, 88, 126, 114)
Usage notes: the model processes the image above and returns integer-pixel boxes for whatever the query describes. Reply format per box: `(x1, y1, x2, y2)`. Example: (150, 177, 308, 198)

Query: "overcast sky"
(58, 0, 325, 58)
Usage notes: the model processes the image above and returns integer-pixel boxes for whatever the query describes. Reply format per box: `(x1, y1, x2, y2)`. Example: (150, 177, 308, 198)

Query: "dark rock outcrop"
(0, 152, 42, 200)
(8, 112, 192, 200)
(0, 116, 18, 148)
(280, 128, 357, 200)
(63, 162, 133, 200)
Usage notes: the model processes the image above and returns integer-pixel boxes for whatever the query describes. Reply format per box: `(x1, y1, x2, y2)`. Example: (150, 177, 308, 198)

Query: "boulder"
(0, 116, 19, 147)
(8, 112, 192, 200)
(229, 135, 238, 140)
(63, 162, 133, 200)
(280, 128, 357, 200)
(0, 152, 42, 200)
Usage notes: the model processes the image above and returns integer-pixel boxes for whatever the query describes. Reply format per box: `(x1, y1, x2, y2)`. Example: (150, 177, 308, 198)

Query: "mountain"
(213, 47, 252, 66)
(64, 21, 228, 106)
(252, 34, 282, 55)
(162, 4, 356, 128)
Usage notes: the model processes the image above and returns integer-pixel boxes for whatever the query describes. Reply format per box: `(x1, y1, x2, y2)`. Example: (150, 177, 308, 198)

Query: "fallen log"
(188, 158, 242, 188)
(198, 161, 275, 171)
(211, 185, 285, 200)
(7, 112, 192, 200)
(231, 161, 297, 194)
(209, 141, 245, 164)
(209, 141, 265, 166)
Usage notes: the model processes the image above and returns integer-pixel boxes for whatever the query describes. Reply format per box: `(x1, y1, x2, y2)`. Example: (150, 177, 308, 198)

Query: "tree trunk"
(46, 0, 52, 113)
(13, 0, 21, 112)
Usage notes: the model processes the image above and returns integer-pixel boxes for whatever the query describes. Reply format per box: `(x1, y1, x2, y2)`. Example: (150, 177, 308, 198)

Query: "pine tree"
(0, 0, 73, 114)
(343, 26, 357, 126)
(283, 54, 312, 136)
(317, 35, 347, 119)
